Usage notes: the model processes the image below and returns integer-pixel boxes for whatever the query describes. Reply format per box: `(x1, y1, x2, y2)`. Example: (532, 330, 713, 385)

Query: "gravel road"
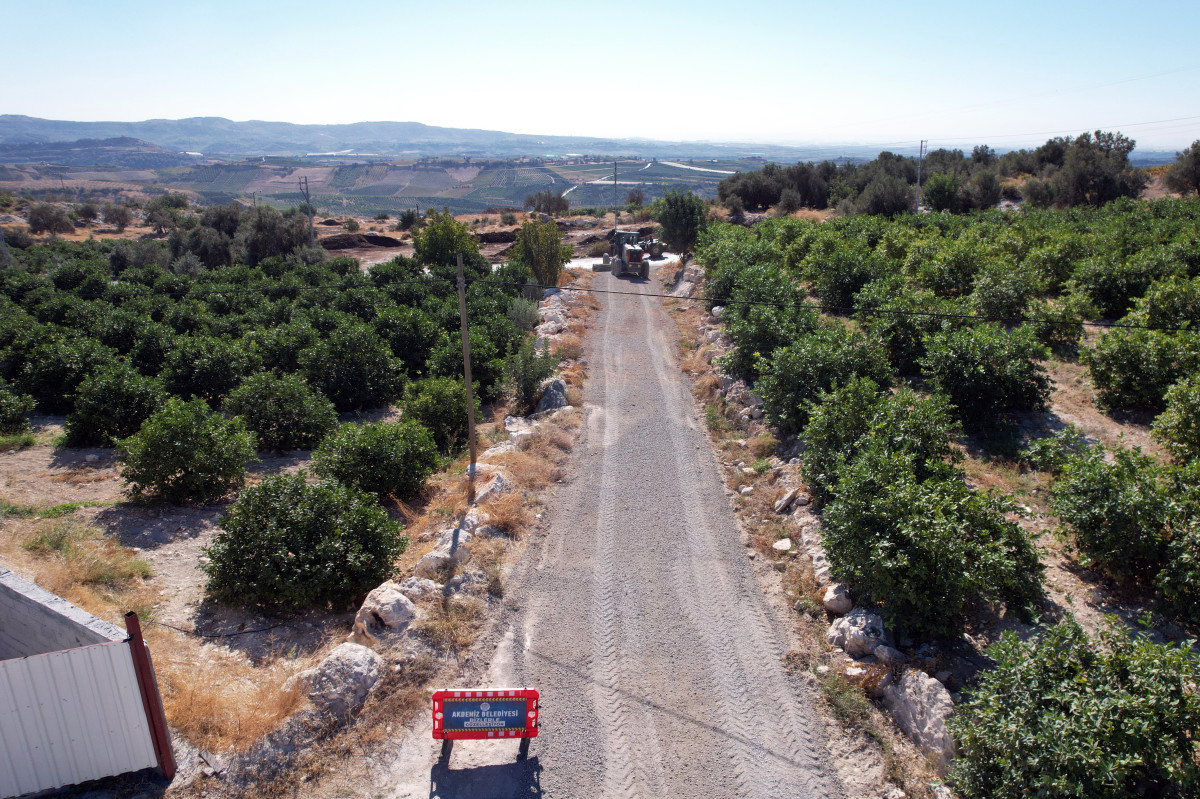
(389, 268, 842, 798)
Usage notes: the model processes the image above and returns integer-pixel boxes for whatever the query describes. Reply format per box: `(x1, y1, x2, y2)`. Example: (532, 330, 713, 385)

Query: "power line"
(474, 278, 1200, 335)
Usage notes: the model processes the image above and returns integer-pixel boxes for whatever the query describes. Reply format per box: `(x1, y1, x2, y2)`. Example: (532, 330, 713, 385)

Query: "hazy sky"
(7, 0, 1199, 152)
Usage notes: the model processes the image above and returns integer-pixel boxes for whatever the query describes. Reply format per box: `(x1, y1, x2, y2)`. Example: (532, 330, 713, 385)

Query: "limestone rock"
(827, 609, 892, 658)
(534, 377, 569, 414)
(739, 485, 754, 496)
(511, 429, 533, 449)
(308, 643, 383, 718)
(353, 582, 422, 640)
(772, 537, 793, 552)
(415, 550, 455, 581)
(774, 488, 798, 514)
(874, 644, 905, 666)
(883, 669, 956, 773)
(475, 470, 511, 504)
(822, 583, 853, 615)
(282, 668, 316, 695)
(671, 280, 696, 298)
(397, 576, 441, 602)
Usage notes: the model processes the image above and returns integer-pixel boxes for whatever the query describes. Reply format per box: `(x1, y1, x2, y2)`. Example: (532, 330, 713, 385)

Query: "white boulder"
(822, 583, 853, 615)
(353, 582, 422, 640)
(308, 643, 383, 718)
(827, 609, 892, 658)
(883, 669, 956, 773)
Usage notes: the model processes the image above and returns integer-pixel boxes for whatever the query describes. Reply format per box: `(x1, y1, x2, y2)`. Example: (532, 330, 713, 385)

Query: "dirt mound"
(321, 233, 402, 250)
(318, 218, 342, 226)
(476, 230, 517, 244)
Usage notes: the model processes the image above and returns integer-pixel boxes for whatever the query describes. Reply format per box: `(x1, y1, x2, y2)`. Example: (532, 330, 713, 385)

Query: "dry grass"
(747, 432, 780, 459)
(157, 639, 313, 752)
(482, 490, 533, 538)
(556, 333, 583, 361)
(415, 596, 484, 653)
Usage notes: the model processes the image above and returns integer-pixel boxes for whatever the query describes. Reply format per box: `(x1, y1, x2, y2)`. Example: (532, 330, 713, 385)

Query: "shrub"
(950, 620, 1200, 799)
(116, 398, 257, 503)
(507, 297, 540, 332)
(372, 307, 439, 376)
(300, 322, 404, 411)
(855, 278, 963, 374)
(1083, 329, 1200, 410)
(823, 447, 1043, 637)
(970, 262, 1043, 320)
(18, 332, 117, 414)
(0, 382, 35, 433)
(1051, 445, 1170, 582)
(757, 327, 891, 436)
(65, 364, 166, 446)
(1153, 375, 1200, 463)
(203, 473, 405, 610)
(1067, 251, 1181, 319)
(1019, 424, 1090, 475)
(919, 323, 1051, 427)
(401, 377, 478, 454)
(500, 211, 517, 226)
(504, 337, 559, 414)
(161, 334, 261, 403)
(801, 378, 960, 506)
(223, 372, 337, 451)
(313, 420, 438, 500)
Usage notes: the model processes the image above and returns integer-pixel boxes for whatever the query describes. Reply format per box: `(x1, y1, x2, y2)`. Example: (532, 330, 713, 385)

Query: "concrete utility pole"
(298, 176, 315, 248)
(456, 254, 478, 503)
(613, 161, 618, 210)
(914, 139, 928, 214)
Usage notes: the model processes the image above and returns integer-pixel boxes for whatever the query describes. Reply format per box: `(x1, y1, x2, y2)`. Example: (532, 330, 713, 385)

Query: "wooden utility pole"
(299, 176, 315, 248)
(456, 254, 478, 503)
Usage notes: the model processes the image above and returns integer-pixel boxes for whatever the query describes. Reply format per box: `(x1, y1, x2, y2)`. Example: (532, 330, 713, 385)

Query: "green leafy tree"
(412, 209, 488, 282)
(0, 382, 35, 433)
(65, 364, 166, 446)
(651, 189, 708, 258)
(224, 372, 337, 452)
(823, 446, 1043, 637)
(203, 473, 405, 610)
(757, 327, 892, 436)
(313, 420, 439, 500)
(523, 189, 569, 216)
(101, 203, 133, 232)
(801, 378, 961, 506)
(161, 334, 261, 404)
(1165, 140, 1200, 196)
(922, 172, 960, 212)
(510, 217, 572, 288)
(401, 377, 479, 453)
(300, 322, 403, 411)
(1051, 445, 1170, 582)
(1153, 375, 1200, 463)
(919, 324, 1051, 427)
(27, 204, 74, 235)
(951, 620, 1200, 799)
(116, 397, 257, 503)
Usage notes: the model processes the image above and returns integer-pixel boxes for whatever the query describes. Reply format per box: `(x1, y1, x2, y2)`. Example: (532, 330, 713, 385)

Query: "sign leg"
(517, 737, 530, 761)
(439, 738, 454, 764)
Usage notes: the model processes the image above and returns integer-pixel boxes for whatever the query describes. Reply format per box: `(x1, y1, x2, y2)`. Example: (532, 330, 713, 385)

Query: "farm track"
(419, 270, 841, 797)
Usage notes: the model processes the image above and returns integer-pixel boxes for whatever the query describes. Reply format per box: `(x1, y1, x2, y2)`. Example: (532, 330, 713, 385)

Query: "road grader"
(610, 229, 652, 279)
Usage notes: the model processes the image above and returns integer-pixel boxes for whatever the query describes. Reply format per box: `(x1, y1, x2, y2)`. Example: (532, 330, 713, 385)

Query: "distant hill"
(0, 136, 199, 168)
(0, 115, 886, 162)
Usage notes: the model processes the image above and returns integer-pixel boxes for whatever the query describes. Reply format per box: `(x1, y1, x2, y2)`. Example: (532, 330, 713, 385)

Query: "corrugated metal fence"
(0, 641, 158, 797)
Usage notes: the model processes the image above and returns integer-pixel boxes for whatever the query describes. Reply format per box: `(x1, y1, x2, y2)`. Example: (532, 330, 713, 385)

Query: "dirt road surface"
(384, 269, 841, 798)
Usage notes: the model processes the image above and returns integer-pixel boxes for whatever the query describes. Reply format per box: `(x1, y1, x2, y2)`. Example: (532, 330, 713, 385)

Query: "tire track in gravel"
(495, 269, 843, 798)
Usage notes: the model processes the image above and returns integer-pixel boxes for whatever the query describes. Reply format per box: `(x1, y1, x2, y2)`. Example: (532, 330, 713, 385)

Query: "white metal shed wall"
(0, 641, 158, 798)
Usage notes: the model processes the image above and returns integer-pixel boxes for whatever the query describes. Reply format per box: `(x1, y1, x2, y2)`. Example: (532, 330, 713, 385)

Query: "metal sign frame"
(432, 689, 540, 741)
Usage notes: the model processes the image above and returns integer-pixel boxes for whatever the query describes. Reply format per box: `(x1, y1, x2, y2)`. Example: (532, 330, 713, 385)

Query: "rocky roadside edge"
(663, 265, 951, 799)
(182, 271, 596, 797)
